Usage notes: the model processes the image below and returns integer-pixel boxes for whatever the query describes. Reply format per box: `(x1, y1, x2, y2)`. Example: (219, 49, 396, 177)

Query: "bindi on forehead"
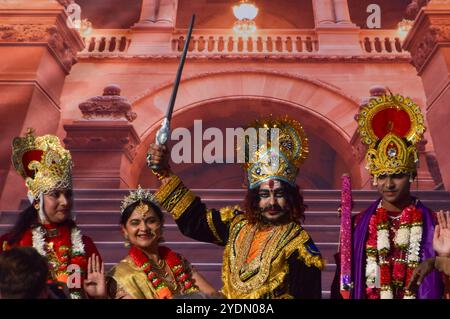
(260, 179, 282, 192)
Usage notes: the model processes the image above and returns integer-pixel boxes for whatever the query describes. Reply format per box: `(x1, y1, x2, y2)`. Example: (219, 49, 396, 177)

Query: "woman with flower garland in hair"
(106, 186, 217, 299)
(0, 129, 104, 299)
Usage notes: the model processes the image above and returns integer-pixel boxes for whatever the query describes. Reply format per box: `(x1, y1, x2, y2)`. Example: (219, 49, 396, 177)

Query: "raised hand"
(147, 143, 171, 178)
(83, 254, 106, 299)
(433, 210, 450, 257)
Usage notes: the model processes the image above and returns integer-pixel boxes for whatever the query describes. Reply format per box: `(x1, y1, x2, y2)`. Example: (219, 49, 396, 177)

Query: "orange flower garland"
(128, 245, 199, 299)
(19, 224, 87, 299)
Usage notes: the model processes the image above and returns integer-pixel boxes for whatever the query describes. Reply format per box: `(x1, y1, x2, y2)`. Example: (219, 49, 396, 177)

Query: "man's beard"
(257, 204, 291, 226)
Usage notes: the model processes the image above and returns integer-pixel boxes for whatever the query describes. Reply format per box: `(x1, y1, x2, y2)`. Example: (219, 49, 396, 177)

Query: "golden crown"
(11, 129, 73, 199)
(120, 185, 158, 214)
(243, 117, 309, 189)
(357, 94, 425, 178)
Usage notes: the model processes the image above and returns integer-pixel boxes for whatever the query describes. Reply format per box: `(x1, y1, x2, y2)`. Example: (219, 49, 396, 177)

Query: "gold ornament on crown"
(242, 117, 309, 189)
(120, 185, 158, 214)
(11, 129, 73, 199)
(357, 94, 425, 180)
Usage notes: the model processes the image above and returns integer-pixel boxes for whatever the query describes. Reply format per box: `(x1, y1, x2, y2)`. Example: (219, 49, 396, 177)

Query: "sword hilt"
(148, 118, 170, 171)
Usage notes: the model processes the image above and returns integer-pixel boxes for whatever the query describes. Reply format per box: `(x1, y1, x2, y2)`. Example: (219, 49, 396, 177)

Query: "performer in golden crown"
(332, 94, 449, 299)
(0, 129, 104, 299)
(147, 117, 324, 299)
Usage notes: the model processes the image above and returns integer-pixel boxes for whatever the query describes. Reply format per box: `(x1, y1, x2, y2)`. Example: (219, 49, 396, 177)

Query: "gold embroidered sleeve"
(297, 231, 325, 270)
(219, 205, 241, 223)
(154, 174, 196, 220)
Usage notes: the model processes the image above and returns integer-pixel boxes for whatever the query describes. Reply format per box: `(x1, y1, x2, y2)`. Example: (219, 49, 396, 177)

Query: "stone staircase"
(1, 188, 450, 299)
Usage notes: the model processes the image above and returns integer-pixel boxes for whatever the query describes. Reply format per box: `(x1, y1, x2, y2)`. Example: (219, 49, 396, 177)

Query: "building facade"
(1, 0, 449, 210)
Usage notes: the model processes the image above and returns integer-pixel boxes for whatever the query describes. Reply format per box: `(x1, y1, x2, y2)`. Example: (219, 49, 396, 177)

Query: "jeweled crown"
(243, 117, 309, 189)
(11, 129, 73, 199)
(120, 185, 158, 214)
(357, 94, 425, 179)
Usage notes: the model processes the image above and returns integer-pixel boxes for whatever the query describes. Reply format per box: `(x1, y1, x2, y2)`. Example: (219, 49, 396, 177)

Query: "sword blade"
(166, 14, 196, 121)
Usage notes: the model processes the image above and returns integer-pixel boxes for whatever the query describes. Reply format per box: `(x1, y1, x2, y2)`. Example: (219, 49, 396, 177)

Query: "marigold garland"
(21, 224, 87, 299)
(128, 245, 199, 299)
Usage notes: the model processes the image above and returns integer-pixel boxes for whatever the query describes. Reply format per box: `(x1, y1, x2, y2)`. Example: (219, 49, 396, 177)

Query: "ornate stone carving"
(0, 24, 78, 71)
(47, 26, 78, 70)
(406, 0, 429, 19)
(409, 23, 450, 70)
(79, 84, 137, 122)
(0, 24, 49, 42)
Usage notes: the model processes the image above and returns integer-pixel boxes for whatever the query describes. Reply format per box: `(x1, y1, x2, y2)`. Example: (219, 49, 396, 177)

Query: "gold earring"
(34, 201, 40, 211)
(124, 235, 130, 248)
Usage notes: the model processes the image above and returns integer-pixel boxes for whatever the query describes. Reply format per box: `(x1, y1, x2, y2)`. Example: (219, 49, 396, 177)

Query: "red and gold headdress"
(11, 129, 73, 199)
(357, 94, 425, 183)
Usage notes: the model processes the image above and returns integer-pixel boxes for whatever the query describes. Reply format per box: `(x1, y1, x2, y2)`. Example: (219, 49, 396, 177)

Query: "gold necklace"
(229, 222, 287, 293)
(150, 258, 179, 291)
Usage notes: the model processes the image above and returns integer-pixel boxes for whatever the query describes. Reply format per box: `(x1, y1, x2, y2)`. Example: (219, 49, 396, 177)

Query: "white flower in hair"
(120, 185, 158, 214)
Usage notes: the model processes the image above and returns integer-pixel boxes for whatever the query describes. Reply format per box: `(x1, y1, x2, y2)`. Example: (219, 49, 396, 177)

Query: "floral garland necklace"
(365, 201, 423, 299)
(128, 245, 199, 299)
(29, 224, 87, 299)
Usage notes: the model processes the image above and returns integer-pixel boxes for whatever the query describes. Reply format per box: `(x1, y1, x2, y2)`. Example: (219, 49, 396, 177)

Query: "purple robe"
(352, 198, 444, 299)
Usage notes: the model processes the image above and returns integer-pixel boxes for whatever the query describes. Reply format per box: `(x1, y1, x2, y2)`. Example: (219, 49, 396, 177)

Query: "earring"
(409, 173, 414, 183)
(372, 176, 378, 186)
(124, 235, 130, 248)
(34, 201, 40, 211)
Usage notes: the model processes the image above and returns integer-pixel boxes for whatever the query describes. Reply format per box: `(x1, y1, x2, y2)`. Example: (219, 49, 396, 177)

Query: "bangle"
(151, 167, 171, 180)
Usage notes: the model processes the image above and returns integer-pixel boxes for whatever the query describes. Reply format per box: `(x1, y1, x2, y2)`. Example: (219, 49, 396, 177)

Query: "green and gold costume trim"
(154, 174, 196, 220)
(221, 216, 324, 299)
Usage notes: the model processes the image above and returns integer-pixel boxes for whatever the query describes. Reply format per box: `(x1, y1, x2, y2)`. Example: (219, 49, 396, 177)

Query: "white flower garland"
(70, 227, 85, 256)
(377, 229, 390, 252)
(31, 225, 85, 258)
(31, 226, 47, 256)
(407, 226, 422, 264)
(365, 256, 378, 288)
(367, 202, 423, 299)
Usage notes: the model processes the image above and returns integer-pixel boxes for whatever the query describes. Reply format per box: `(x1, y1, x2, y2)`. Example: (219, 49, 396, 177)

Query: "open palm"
(83, 254, 106, 299)
(433, 211, 450, 257)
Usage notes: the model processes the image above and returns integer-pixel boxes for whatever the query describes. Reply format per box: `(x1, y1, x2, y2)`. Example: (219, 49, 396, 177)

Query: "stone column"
(134, 0, 178, 27)
(63, 85, 140, 189)
(129, 0, 179, 54)
(314, 0, 361, 54)
(312, 0, 335, 27)
(333, 0, 354, 25)
(403, 0, 450, 191)
(0, 0, 84, 210)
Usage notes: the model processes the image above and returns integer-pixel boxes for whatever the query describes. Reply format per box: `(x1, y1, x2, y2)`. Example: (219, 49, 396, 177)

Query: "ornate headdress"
(243, 117, 309, 189)
(11, 129, 73, 200)
(120, 185, 158, 214)
(357, 94, 425, 183)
